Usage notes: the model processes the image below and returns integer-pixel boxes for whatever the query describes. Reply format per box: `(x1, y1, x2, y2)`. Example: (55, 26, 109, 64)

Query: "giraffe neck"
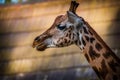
(75, 21, 120, 80)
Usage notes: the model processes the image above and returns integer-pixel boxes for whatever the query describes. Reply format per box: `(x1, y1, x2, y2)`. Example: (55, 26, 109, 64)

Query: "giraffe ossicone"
(33, 1, 120, 80)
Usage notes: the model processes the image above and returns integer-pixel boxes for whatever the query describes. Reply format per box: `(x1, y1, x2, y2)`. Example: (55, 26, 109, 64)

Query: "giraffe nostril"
(35, 36, 40, 41)
(33, 36, 40, 48)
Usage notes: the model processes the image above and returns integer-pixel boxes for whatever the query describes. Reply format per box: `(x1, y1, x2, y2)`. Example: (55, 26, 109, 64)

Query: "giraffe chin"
(36, 44, 47, 51)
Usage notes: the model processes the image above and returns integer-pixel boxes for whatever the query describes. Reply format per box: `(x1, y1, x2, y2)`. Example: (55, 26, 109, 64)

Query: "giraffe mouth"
(32, 41, 47, 51)
(36, 43, 47, 51)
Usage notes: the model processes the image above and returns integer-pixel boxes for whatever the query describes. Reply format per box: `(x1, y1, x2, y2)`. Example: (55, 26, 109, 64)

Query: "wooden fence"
(0, 0, 120, 80)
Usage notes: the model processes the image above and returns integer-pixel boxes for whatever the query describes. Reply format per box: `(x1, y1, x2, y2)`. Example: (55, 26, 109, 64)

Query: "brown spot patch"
(69, 33, 71, 38)
(82, 37, 86, 46)
(85, 36, 89, 42)
(83, 27, 89, 34)
(92, 66, 101, 79)
(108, 60, 119, 72)
(66, 33, 69, 37)
(79, 40, 81, 45)
(64, 38, 67, 43)
(95, 43, 102, 51)
(89, 46, 100, 60)
(99, 60, 108, 79)
(90, 37, 95, 43)
(103, 52, 111, 59)
(85, 54, 90, 62)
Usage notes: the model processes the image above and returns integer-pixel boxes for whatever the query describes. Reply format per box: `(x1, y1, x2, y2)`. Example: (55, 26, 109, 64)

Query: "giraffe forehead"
(54, 15, 67, 25)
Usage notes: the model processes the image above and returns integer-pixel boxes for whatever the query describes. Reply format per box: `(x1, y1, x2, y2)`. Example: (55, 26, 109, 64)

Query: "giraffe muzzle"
(32, 39, 47, 51)
(32, 35, 51, 51)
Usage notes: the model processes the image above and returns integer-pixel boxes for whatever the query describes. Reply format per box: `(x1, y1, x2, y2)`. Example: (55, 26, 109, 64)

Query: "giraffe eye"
(57, 24, 66, 30)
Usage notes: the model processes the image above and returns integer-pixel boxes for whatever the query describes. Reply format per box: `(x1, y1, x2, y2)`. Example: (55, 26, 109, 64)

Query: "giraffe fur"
(32, 1, 120, 80)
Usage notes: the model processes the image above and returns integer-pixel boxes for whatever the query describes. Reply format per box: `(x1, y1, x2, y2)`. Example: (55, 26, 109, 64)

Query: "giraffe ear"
(67, 11, 78, 23)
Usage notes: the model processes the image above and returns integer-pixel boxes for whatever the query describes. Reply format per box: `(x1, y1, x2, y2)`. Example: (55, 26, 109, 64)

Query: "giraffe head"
(33, 1, 82, 51)
(32, 11, 85, 51)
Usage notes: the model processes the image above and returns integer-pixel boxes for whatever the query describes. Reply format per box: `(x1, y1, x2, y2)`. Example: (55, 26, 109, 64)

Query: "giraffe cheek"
(55, 39, 63, 47)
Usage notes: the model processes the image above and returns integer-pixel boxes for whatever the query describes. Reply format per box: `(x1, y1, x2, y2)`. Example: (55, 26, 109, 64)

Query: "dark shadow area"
(0, 20, 13, 76)
(0, 68, 98, 80)
(108, 8, 120, 58)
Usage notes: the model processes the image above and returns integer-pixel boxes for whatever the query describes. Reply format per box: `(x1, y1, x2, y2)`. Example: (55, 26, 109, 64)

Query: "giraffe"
(32, 1, 120, 80)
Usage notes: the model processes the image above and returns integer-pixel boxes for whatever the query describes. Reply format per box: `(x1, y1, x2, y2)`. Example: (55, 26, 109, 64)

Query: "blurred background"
(0, 0, 120, 80)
